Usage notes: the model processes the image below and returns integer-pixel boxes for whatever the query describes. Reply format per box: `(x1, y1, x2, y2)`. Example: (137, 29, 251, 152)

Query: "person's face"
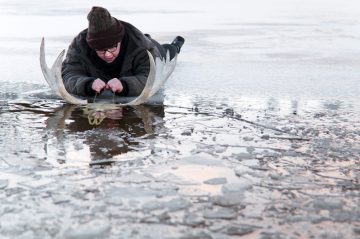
(95, 42, 121, 63)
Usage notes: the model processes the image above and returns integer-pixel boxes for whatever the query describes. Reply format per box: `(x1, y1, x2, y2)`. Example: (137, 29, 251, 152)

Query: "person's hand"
(107, 78, 123, 93)
(92, 79, 107, 93)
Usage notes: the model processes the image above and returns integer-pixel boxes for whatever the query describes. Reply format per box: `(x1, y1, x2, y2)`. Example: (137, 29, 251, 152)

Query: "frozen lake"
(0, 0, 359, 238)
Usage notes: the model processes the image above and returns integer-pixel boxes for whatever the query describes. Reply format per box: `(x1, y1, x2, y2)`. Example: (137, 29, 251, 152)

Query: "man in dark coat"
(62, 6, 184, 97)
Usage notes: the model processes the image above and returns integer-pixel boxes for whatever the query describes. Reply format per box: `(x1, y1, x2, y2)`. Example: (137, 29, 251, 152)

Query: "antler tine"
(148, 50, 177, 98)
(52, 50, 88, 105)
(40, 38, 60, 96)
(40, 38, 87, 105)
(122, 50, 157, 106)
(124, 50, 177, 105)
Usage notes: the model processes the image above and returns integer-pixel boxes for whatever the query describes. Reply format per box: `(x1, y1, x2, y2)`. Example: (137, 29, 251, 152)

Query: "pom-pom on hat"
(86, 6, 125, 50)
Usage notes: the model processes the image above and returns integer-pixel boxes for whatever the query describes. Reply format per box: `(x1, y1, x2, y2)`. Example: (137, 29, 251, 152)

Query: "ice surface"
(203, 177, 227, 185)
(0, 0, 360, 238)
(203, 207, 238, 220)
(63, 221, 111, 239)
(0, 180, 9, 189)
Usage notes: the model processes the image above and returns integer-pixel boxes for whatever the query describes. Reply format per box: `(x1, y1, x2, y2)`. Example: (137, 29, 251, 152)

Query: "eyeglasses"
(95, 43, 120, 55)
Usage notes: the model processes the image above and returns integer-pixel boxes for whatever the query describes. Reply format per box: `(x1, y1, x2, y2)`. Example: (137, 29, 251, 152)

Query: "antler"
(40, 38, 177, 105)
(40, 38, 88, 105)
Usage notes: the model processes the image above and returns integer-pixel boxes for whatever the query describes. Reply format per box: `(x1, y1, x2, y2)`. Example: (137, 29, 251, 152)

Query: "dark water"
(1, 93, 166, 166)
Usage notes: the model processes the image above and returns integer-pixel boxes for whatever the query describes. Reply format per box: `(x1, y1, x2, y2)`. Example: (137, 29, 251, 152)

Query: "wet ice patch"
(182, 212, 205, 226)
(221, 180, 253, 194)
(220, 224, 257, 236)
(203, 207, 238, 220)
(211, 193, 244, 207)
(119, 172, 153, 184)
(107, 187, 157, 199)
(63, 220, 111, 239)
(203, 177, 227, 185)
(164, 197, 192, 212)
(312, 197, 344, 210)
(0, 179, 9, 189)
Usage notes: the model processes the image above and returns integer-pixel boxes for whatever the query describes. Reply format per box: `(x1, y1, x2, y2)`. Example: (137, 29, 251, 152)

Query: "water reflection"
(83, 104, 123, 126)
(45, 104, 165, 165)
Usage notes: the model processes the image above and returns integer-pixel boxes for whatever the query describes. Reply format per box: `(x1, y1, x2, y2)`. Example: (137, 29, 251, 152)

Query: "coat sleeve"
(61, 45, 96, 97)
(120, 49, 150, 96)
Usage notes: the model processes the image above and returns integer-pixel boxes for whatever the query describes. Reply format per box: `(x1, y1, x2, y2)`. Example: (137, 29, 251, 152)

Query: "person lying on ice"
(62, 6, 184, 97)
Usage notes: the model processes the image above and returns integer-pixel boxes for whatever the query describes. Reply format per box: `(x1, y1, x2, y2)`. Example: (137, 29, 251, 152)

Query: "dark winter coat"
(62, 20, 162, 97)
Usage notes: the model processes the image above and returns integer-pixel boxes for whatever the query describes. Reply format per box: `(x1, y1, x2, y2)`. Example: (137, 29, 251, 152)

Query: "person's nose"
(104, 51, 113, 58)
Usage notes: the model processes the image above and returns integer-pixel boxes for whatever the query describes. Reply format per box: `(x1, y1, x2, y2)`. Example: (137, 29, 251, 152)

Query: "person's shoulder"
(69, 29, 90, 52)
(118, 20, 148, 43)
(71, 29, 88, 45)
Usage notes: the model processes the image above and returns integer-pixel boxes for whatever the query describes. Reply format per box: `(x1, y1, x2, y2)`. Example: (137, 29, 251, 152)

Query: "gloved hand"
(92, 78, 107, 93)
(107, 78, 123, 93)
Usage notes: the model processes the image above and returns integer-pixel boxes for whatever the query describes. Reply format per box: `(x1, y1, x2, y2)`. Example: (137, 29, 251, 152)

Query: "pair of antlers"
(40, 38, 177, 105)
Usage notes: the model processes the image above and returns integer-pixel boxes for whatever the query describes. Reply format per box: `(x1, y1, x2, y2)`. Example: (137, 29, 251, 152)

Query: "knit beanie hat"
(86, 6, 125, 50)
